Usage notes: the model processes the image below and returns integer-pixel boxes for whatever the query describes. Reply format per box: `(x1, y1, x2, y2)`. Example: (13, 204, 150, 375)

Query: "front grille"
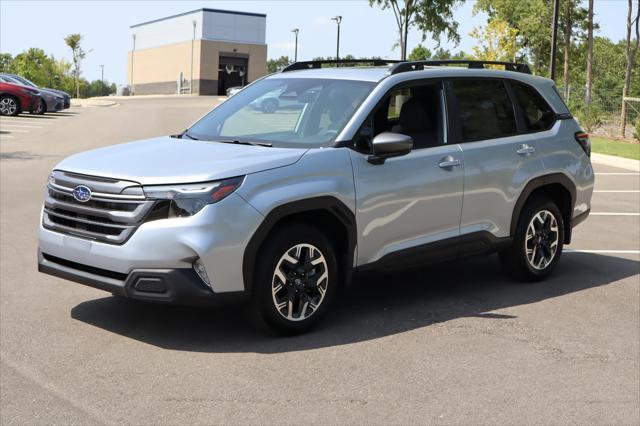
(42, 171, 155, 244)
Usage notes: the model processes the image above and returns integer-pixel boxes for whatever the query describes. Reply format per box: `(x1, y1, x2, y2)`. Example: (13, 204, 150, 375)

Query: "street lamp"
(331, 16, 342, 63)
(291, 28, 299, 62)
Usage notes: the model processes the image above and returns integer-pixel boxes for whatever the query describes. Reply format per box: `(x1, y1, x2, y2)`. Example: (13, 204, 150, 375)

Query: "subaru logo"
(72, 185, 92, 203)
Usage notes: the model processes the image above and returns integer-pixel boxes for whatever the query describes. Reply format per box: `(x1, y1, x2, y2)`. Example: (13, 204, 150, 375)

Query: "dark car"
(0, 81, 41, 116)
(1, 73, 71, 110)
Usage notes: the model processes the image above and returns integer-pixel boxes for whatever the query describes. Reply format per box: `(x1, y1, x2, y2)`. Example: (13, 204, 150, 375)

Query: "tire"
(261, 98, 278, 113)
(252, 223, 338, 335)
(31, 99, 46, 115)
(0, 95, 20, 116)
(500, 196, 564, 282)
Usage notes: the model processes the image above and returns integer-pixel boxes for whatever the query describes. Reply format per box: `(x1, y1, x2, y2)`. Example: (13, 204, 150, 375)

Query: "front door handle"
(517, 144, 536, 155)
(438, 156, 461, 169)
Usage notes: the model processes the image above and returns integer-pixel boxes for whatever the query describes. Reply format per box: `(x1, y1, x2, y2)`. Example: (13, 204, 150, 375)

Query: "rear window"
(512, 81, 556, 131)
(451, 80, 517, 141)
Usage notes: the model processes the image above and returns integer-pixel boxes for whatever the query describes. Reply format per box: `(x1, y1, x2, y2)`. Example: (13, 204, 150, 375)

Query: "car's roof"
(269, 65, 551, 87)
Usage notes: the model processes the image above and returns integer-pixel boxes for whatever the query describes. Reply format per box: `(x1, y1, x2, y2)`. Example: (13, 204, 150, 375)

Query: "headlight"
(142, 176, 243, 217)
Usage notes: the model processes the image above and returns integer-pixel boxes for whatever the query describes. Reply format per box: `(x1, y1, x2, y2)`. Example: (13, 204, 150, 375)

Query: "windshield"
(8, 75, 36, 87)
(186, 78, 375, 148)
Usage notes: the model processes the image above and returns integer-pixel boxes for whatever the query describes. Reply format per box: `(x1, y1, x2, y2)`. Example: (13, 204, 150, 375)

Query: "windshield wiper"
(181, 131, 199, 140)
(217, 139, 273, 147)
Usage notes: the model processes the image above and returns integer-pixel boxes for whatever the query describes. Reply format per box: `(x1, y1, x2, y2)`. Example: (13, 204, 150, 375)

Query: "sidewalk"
(591, 152, 640, 172)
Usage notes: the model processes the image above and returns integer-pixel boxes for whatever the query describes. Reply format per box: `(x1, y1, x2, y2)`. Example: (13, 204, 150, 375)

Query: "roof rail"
(282, 59, 402, 72)
(388, 60, 532, 75)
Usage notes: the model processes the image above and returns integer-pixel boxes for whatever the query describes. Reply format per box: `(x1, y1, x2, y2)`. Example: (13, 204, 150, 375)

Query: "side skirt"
(356, 231, 513, 272)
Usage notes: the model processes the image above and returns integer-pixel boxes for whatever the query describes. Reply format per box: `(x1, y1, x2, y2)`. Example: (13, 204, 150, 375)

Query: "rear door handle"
(438, 156, 461, 169)
(517, 144, 536, 155)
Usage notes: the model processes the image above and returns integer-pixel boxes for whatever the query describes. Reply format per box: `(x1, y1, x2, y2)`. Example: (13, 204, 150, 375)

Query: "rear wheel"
(0, 95, 19, 116)
(252, 223, 338, 335)
(500, 196, 564, 281)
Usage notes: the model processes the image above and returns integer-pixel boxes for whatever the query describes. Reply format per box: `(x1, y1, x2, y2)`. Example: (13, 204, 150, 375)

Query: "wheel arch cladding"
(510, 173, 576, 244)
(242, 196, 356, 296)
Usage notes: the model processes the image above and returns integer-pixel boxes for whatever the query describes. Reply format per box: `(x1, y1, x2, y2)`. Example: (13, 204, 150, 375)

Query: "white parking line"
(591, 212, 640, 216)
(0, 134, 15, 139)
(593, 190, 640, 193)
(0, 124, 41, 128)
(595, 172, 639, 176)
(566, 249, 640, 254)
(0, 120, 51, 125)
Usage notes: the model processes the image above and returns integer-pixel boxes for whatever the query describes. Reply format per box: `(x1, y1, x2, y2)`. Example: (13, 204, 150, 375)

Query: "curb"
(591, 153, 640, 172)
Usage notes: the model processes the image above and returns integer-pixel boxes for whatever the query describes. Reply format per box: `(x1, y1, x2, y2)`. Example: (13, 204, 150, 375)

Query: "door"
(447, 78, 545, 243)
(350, 81, 464, 267)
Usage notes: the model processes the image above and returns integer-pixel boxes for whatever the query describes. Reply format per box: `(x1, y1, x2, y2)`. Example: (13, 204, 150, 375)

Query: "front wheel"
(500, 196, 564, 281)
(252, 223, 338, 335)
(31, 99, 46, 115)
(0, 95, 19, 116)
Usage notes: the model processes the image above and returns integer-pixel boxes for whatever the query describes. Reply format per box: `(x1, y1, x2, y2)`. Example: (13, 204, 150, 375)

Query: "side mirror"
(367, 132, 413, 165)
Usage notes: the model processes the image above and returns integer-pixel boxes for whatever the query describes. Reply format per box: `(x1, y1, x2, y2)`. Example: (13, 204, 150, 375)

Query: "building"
(128, 8, 267, 95)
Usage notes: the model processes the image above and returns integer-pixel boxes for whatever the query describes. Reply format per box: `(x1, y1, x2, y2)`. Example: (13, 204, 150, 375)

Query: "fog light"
(193, 258, 212, 289)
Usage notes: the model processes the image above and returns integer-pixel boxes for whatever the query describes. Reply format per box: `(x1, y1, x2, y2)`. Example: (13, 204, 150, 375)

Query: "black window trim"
(340, 77, 450, 153)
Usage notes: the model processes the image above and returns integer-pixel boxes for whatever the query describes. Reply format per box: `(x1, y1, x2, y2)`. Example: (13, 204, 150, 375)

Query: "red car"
(0, 82, 42, 116)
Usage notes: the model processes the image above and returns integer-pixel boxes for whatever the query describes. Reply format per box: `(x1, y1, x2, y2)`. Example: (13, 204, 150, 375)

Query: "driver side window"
(355, 81, 446, 152)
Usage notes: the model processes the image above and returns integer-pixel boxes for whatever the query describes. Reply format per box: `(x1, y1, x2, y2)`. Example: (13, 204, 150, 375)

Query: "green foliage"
(267, 56, 291, 73)
(408, 44, 432, 61)
(64, 33, 86, 98)
(634, 118, 640, 142)
(0, 53, 13, 72)
(573, 104, 603, 133)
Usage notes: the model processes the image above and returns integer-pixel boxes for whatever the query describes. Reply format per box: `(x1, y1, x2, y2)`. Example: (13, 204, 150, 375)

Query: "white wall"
(130, 9, 266, 51)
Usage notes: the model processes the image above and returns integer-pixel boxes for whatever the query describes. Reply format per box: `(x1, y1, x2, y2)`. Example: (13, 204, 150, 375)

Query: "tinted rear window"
(512, 81, 556, 131)
(451, 79, 517, 141)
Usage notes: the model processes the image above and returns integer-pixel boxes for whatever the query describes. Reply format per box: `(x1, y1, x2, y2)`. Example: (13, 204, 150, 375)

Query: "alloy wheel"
(525, 209, 559, 270)
(0, 97, 17, 116)
(271, 243, 329, 321)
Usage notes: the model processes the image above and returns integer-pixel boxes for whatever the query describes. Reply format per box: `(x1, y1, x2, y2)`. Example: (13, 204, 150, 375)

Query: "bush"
(574, 105, 603, 133)
(634, 118, 640, 142)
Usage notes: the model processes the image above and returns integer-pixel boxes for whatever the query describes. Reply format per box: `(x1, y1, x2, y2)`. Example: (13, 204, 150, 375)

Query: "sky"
(0, 0, 632, 86)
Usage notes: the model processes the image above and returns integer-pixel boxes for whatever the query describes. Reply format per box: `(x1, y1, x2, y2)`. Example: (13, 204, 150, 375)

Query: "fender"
(242, 196, 357, 295)
(510, 172, 576, 241)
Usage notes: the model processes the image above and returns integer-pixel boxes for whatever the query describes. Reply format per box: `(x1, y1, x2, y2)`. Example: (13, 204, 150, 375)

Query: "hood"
(55, 136, 308, 185)
(44, 88, 70, 98)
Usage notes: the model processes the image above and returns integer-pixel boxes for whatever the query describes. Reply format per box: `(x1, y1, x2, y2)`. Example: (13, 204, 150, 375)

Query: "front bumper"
(38, 251, 248, 305)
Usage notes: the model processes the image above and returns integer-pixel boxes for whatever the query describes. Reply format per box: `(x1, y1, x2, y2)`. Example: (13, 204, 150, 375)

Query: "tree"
(621, 0, 640, 137)
(408, 44, 431, 61)
(64, 33, 86, 98)
(470, 17, 519, 62)
(267, 56, 291, 73)
(0, 53, 13, 72)
(560, 0, 588, 98)
(11, 48, 55, 86)
(585, 0, 594, 104)
(369, 0, 462, 60)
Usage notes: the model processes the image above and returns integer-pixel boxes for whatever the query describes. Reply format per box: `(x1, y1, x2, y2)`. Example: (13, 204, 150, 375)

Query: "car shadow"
(71, 252, 639, 353)
(16, 114, 57, 119)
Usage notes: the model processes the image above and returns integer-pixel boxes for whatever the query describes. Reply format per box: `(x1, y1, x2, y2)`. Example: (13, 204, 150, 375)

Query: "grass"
(590, 136, 640, 161)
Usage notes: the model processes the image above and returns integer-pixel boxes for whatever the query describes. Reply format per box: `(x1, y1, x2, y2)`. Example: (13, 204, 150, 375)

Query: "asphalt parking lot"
(1, 96, 638, 425)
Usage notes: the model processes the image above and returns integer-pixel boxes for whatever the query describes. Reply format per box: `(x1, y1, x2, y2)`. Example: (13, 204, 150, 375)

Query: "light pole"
(291, 28, 299, 62)
(331, 16, 342, 63)
(99, 64, 104, 96)
(131, 34, 136, 94)
(190, 20, 196, 94)
(549, 0, 559, 80)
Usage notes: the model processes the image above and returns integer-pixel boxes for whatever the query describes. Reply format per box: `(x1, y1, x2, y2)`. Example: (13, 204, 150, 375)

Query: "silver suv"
(38, 60, 594, 334)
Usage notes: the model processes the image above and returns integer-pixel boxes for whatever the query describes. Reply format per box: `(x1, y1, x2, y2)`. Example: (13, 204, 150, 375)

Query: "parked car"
(1, 73, 70, 110)
(38, 59, 594, 334)
(0, 75, 63, 114)
(0, 81, 41, 116)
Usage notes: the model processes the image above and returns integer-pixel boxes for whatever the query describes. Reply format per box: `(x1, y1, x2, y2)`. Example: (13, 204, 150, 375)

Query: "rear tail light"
(574, 132, 590, 156)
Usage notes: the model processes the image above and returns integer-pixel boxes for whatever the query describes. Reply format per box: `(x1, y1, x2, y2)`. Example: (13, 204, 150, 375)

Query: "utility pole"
(292, 28, 299, 62)
(550, 0, 560, 81)
(99, 64, 104, 96)
(332, 16, 342, 63)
